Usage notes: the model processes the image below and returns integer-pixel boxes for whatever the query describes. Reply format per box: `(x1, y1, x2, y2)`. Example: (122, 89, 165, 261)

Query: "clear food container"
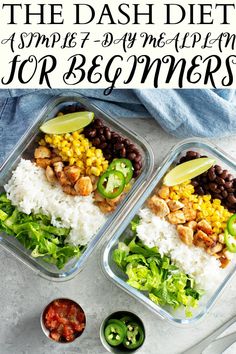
(102, 139, 236, 325)
(0, 94, 154, 281)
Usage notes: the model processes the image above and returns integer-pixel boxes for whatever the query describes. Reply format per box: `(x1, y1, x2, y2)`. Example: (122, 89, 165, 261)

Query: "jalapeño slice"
(227, 214, 236, 237)
(104, 319, 127, 347)
(225, 229, 236, 253)
(97, 170, 125, 199)
(108, 159, 133, 184)
(123, 321, 145, 350)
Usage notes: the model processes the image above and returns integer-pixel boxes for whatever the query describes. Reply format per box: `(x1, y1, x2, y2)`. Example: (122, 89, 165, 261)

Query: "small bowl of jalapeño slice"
(100, 311, 145, 353)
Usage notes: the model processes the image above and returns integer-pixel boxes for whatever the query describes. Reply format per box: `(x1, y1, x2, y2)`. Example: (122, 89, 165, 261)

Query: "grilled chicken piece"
(193, 238, 206, 248)
(58, 172, 71, 186)
(186, 220, 198, 231)
(93, 190, 105, 202)
(197, 220, 213, 235)
(194, 230, 215, 247)
(35, 158, 51, 169)
(224, 249, 233, 260)
(53, 161, 64, 175)
(207, 242, 223, 255)
(177, 225, 193, 246)
(74, 176, 93, 196)
(90, 175, 99, 191)
(45, 166, 57, 184)
(167, 200, 184, 212)
(51, 156, 62, 164)
(167, 210, 186, 224)
(106, 195, 122, 207)
(147, 195, 170, 217)
(219, 256, 230, 268)
(218, 233, 225, 244)
(157, 186, 170, 200)
(64, 166, 81, 184)
(63, 185, 78, 196)
(34, 146, 51, 159)
(97, 202, 115, 214)
(183, 206, 197, 221)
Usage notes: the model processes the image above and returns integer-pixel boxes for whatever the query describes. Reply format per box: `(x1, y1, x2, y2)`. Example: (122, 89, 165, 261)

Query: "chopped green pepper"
(225, 229, 236, 253)
(104, 319, 127, 346)
(97, 170, 125, 199)
(123, 321, 145, 349)
(108, 158, 133, 184)
(227, 214, 236, 236)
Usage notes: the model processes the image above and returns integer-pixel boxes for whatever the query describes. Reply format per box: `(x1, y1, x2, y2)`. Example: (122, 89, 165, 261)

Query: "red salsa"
(43, 299, 86, 342)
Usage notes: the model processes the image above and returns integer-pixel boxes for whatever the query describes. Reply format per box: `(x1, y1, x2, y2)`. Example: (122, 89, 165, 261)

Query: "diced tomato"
(50, 330, 61, 342)
(43, 299, 86, 343)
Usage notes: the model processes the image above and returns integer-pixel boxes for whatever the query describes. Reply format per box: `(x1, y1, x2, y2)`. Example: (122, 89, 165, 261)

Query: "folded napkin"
(0, 88, 236, 165)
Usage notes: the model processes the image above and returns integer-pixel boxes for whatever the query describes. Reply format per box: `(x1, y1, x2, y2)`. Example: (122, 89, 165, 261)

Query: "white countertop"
(1, 118, 236, 354)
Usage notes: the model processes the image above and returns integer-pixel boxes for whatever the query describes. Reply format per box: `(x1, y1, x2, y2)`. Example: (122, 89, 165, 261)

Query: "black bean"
(104, 128, 111, 140)
(94, 118, 103, 127)
(97, 127, 104, 136)
(179, 156, 187, 164)
(227, 188, 235, 193)
(186, 151, 198, 157)
(208, 172, 216, 181)
(209, 183, 218, 192)
(134, 155, 142, 163)
(87, 129, 97, 138)
(215, 177, 225, 185)
(220, 170, 228, 179)
(114, 142, 124, 150)
(196, 186, 205, 195)
(225, 181, 233, 189)
(92, 137, 100, 146)
(192, 180, 199, 187)
(213, 193, 223, 200)
(99, 142, 108, 149)
(128, 152, 136, 160)
(219, 186, 225, 191)
(227, 194, 236, 204)
(215, 165, 223, 175)
(202, 176, 208, 183)
(222, 190, 228, 198)
(101, 136, 108, 143)
(226, 174, 233, 181)
(120, 147, 126, 158)
(133, 162, 142, 170)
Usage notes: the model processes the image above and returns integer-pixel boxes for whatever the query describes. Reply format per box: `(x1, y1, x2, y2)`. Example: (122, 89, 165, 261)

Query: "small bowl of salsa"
(40, 298, 86, 343)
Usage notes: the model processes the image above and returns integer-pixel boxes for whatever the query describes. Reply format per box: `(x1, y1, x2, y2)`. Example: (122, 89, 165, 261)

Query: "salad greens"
(113, 217, 202, 317)
(0, 193, 82, 269)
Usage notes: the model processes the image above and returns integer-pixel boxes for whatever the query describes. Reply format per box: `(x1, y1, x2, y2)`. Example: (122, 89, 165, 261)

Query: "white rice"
(4, 159, 106, 246)
(137, 208, 226, 290)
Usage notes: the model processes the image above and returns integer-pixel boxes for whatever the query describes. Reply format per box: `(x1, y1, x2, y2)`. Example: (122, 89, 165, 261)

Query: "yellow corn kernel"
(173, 186, 179, 191)
(213, 199, 221, 205)
(72, 131, 79, 140)
(45, 136, 52, 144)
(76, 160, 84, 168)
(95, 149, 103, 158)
(91, 166, 100, 176)
(86, 158, 93, 167)
(86, 150, 94, 158)
(69, 157, 76, 165)
(172, 195, 180, 200)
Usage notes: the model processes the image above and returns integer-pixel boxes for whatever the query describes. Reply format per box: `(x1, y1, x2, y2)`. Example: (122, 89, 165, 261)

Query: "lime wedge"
(40, 111, 94, 134)
(163, 157, 215, 186)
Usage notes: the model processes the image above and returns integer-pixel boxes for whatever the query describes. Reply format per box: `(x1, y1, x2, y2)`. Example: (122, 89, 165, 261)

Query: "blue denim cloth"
(0, 88, 236, 165)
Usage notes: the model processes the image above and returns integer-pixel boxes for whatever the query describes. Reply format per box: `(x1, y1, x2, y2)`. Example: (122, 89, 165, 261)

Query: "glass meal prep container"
(102, 139, 236, 325)
(0, 94, 154, 281)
